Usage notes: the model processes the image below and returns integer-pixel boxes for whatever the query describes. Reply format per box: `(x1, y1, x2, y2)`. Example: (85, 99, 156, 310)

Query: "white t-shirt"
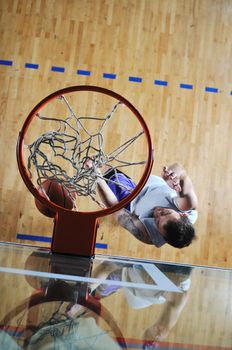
(122, 265, 191, 309)
(130, 176, 198, 247)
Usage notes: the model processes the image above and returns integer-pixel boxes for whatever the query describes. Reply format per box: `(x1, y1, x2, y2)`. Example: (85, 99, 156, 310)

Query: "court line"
(0, 266, 173, 291)
(25, 63, 39, 69)
(180, 83, 193, 90)
(0, 242, 180, 292)
(51, 65, 65, 73)
(0, 59, 13, 66)
(128, 76, 142, 83)
(16, 233, 107, 249)
(103, 72, 117, 79)
(1, 58, 229, 94)
(77, 69, 91, 76)
(205, 87, 218, 93)
(154, 79, 168, 86)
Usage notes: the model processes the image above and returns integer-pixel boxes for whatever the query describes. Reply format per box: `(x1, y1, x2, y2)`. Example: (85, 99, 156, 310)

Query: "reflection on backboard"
(0, 242, 232, 349)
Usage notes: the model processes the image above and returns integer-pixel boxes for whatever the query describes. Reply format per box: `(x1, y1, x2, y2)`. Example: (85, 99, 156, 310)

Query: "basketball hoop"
(17, 85, 153, 257)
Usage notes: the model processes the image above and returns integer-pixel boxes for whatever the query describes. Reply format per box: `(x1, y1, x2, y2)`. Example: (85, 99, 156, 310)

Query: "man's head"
(153, 207, 196, 248)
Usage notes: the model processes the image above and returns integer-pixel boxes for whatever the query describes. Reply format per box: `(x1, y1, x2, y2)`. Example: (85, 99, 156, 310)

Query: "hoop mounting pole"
(52, 211, 99, 257)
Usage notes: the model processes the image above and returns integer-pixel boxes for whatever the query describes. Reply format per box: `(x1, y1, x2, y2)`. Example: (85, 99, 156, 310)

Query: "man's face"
(153, 207, 183, 235)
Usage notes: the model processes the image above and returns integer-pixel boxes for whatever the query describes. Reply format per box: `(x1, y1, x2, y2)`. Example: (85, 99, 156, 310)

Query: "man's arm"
(143, 289, 189, 342)
(97, 176, 153, 244)
(162, 163, 198, 211)
(117, 209, 153, 244)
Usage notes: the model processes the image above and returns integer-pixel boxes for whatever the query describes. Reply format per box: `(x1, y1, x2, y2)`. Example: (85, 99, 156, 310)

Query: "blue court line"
(0, 59, 13, 66)
(25, 63, 39, 69)
(129, 76, 142, 83)
(17, 233, 52, 243)
(16, 233, 107, 249)
(77, 69, 91, 76)
(96, 243, 107, 249)
(154, 79, 168, 86)
(180, 83, 193, 90)
(1, 59, 228, 95)
(51, 66, 65, 73)
(103, 73, 117, 79)
(205, 86, 218, 93)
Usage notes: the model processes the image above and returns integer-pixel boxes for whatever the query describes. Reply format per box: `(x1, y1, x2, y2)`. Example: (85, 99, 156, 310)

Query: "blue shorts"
(106, 171, 136, 211)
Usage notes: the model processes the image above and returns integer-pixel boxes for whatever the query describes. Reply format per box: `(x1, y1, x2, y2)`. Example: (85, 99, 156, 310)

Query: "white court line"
(0, 244, 181, 292)
(0, 266, 176, 292)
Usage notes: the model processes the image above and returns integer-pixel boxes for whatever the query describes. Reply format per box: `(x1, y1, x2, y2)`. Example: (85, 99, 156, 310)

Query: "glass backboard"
(0, 242, 231, 349)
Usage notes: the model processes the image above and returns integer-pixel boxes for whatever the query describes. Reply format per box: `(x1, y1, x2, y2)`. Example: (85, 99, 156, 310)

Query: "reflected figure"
(0, 251, 191, 349)
(70, 261, 192, 347)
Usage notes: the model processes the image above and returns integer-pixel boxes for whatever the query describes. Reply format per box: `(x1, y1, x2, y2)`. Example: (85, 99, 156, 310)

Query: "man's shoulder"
(147, 175, 167, 187)
(147, 175, 177, 195)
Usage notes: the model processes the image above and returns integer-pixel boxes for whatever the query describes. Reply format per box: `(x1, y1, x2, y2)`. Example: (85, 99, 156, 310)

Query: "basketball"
(34, 180, 75, 218)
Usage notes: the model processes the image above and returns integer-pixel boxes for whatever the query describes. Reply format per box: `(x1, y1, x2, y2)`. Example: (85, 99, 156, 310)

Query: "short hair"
(163, 217, 196, 248)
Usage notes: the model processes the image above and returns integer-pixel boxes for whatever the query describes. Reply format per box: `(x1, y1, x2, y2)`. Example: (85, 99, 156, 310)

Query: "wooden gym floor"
(0, 0, 232, 268)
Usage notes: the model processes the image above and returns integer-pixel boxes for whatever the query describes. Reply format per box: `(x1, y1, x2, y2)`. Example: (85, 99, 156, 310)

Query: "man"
(91, 162, 198, 249)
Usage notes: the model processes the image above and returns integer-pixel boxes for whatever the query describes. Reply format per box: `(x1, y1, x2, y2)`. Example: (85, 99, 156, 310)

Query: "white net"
(24, 90, 149, 211)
